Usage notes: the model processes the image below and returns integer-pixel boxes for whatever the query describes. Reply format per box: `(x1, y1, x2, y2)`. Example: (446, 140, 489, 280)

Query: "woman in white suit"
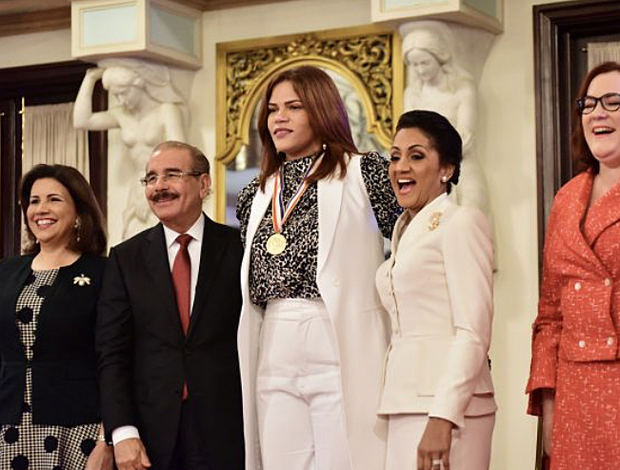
(376, 110, 496, 470)
(236, 65, 401, 470)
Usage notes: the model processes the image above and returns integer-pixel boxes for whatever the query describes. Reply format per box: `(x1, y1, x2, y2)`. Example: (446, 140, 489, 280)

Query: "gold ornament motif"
(266, 233, 287, 255)
(218, 29, 395, 165)
(73, 274, 91, 286)
(428, 212, 443, 231)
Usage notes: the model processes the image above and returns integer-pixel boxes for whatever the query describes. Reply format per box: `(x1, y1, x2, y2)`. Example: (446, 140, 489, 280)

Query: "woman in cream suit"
(376, 110, 496, 470)
(236, 66, 400, 470)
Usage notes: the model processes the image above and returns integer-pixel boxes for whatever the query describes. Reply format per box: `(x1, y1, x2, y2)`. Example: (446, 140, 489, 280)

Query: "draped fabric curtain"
(587, 41, 620, 69)
(22, 102, 89, 178)
(21, 102, 90, 251)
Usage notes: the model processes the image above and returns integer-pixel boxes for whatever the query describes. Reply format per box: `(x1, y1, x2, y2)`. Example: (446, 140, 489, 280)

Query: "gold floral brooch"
(73, 274, 91, 286)
(428, 212, 443, 231)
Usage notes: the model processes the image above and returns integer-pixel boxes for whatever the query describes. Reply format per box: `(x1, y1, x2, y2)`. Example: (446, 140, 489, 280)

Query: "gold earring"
(74, 218, 81, 243)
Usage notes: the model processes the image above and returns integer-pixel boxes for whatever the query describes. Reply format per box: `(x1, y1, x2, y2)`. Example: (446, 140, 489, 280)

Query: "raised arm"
(454, 82, 477, 156)
(161, 102, 185, 141)
(74, 67, 120, 130)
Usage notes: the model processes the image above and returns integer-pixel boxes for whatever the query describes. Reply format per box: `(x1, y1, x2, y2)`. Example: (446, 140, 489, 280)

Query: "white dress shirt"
(162, 214, 204, 312)
(112, 214, 205, 446)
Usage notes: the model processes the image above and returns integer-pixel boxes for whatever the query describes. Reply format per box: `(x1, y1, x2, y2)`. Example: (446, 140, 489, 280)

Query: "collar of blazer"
(243, 158, 354, 278)
(143, 214, 227, 341)
(390, 193, 451, 256)
(582, 172, 620, 244)
(558, 171, 616, 277)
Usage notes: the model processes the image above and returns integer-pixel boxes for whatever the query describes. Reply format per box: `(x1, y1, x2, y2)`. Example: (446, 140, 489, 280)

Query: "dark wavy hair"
(20, 164, 107, 255)
(257, 65, 358, 190)
(571, 61, 620, 173)
(395, 110, 462, 194)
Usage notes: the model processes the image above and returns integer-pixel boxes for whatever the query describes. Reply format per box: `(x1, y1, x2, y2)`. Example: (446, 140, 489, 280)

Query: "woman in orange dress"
(526, 61, 620, 470)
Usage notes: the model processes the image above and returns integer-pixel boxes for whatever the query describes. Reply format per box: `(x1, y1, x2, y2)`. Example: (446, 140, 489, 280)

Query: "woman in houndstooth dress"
(0, 164, 110, 470)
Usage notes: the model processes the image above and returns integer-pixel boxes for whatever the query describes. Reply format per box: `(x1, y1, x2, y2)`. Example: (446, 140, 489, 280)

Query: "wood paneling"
(0, 0, 294, 38)
(534, 0, 620, 250)
(0, 61, 107, 258)
(174, 0, 293, 9)
(0, 7, 70, 38)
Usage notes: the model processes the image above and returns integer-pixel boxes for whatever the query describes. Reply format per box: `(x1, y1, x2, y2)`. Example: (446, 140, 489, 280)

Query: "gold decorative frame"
(214, 25, 403, 222)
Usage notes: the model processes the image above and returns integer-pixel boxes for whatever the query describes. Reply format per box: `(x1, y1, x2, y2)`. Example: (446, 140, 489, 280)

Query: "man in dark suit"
(96, 141, 244, 470)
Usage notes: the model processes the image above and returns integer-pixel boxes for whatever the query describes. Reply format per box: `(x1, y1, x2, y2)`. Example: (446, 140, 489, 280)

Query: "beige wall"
(0, 0, 571, 468)
(479, 0, 563, 467)
(0, 29, 72, 67)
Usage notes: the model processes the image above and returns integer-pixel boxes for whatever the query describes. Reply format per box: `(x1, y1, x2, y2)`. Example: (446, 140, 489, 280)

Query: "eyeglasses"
(140, 170, 204, 186)
(576, 93, 620, 114)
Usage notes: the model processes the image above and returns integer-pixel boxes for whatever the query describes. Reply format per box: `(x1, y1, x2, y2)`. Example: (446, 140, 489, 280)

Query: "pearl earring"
(441, 175, 449, 183)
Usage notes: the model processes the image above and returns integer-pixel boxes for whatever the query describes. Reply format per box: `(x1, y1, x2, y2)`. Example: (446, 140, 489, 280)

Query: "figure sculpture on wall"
(326, 70, 383, 154)
(74, 58, 187, 239)
(402, 22, 491, 223)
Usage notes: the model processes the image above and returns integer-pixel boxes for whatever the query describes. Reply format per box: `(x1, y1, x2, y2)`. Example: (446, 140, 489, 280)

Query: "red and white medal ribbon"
(266, 154, 322, 255)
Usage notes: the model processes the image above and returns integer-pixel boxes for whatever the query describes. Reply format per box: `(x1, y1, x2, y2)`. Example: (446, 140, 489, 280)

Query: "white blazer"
(376, 194, 496, 428)
(238, 155, 389, 470)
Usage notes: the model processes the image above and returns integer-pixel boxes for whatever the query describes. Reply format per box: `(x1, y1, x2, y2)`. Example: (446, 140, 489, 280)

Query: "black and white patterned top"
(237, 152, 401, 307)
(0, 269, 99, 470)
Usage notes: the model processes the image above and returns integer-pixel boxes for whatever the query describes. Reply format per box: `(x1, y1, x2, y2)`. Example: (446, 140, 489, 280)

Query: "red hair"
(571, 61, 620, 173)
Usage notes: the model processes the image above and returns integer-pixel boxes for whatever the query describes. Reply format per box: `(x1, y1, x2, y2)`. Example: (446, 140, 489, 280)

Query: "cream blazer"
(238, 155, 389, 470)
(376, 194, 496, 428)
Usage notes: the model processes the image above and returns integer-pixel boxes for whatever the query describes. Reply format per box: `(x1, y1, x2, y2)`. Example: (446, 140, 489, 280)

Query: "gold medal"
(266, 233, 287, 255)
(267, 153, 322, 256)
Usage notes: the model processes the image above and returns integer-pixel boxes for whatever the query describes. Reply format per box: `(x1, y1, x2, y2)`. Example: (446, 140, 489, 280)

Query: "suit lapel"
(144, 225, 185, 340)
(559, 172, 608, 276)
(582, 178, 620, 246)
(317, 175, 344, 277)
(399, 194, 450, 248)
(187, 216, 227, 339)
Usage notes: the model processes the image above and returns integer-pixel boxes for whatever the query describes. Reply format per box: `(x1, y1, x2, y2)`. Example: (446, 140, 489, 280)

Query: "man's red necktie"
(172, 233, 192, 399)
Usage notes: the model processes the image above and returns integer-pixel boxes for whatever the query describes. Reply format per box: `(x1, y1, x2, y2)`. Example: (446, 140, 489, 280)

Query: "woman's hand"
(85, 441, 114, 470)
(114, 438, 152, 470)
(541, 389, 555, 457)
(417, 417, 454, 470)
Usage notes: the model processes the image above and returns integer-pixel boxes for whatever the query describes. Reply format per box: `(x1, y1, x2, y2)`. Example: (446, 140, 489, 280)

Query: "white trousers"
(256, 298, 351, 470)
(385, 413, 495, 470)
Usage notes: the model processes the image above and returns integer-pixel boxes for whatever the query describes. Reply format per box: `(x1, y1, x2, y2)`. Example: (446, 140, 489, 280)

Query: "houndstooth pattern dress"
(0, 269, 99, 470)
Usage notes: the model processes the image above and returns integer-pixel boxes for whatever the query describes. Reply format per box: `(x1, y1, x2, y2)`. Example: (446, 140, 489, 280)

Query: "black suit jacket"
(96, 215, 244, 470)
(0, 253, 106, 426)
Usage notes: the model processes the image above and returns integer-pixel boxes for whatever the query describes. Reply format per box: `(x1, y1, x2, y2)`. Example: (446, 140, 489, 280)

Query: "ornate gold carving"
(214, 26, 403, 222)
(219, 30, 395, 164)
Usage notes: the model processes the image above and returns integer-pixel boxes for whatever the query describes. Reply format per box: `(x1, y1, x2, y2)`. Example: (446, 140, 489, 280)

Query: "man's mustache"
(150, 190, 178, 202)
